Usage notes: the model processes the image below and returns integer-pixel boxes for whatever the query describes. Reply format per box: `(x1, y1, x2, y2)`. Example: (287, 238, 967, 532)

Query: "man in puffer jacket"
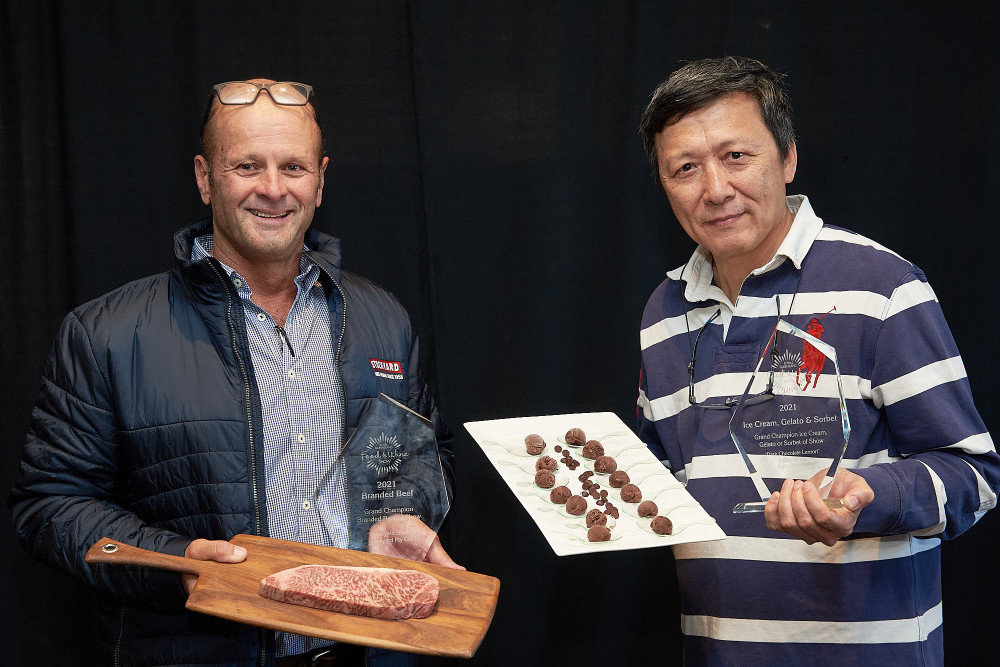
(9, 78, 458, 667)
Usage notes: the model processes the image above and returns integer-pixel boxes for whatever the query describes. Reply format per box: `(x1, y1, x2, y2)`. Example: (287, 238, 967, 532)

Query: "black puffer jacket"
(9, 219, 454, 666)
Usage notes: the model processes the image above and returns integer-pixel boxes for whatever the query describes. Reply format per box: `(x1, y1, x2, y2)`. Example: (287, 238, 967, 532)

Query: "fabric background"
(2, 2, 997, 664)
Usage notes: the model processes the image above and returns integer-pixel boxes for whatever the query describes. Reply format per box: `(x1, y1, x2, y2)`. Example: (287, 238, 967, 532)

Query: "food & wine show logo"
(362, 432, 409, 474)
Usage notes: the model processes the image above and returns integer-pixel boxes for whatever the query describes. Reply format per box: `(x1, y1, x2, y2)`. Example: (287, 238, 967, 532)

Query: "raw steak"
(259, 565, 439, 620)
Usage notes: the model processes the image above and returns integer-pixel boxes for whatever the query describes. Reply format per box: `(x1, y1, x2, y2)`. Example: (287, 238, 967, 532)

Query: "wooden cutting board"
(85, 535, 500, 659)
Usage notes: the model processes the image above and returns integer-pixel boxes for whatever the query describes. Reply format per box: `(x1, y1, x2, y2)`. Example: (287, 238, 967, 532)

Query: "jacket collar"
(173, 218, 345, 288)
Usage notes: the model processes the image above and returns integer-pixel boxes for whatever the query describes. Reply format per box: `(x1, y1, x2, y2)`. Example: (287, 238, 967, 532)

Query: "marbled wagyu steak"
(259, 565, 440, 620)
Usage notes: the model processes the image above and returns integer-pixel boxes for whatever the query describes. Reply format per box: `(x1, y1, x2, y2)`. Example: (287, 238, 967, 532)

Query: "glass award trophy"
(729, 312, 851, 513)
(342, 393, 451, 558)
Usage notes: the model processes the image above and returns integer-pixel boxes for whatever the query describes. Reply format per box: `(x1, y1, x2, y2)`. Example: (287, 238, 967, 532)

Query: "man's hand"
(181, 539, 248, 594)
(368, 514, 465, 570)
(764, 469, 874, 546)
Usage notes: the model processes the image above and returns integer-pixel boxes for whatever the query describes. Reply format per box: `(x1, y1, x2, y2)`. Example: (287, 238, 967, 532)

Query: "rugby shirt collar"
(674, 194, 823, 304)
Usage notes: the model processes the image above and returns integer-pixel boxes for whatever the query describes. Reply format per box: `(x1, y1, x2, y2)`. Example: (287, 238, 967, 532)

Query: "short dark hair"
(198, 82, 326, 167)
(639, 56, 795, 179)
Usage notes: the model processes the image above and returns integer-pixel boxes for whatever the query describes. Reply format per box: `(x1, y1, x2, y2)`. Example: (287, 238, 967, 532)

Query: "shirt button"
(288, 369, 296, 379)
(302, 500, 311, 510)
(257, 313, 267, 322)
(297, 433, 306, 444)
(232, 278, 243, 287)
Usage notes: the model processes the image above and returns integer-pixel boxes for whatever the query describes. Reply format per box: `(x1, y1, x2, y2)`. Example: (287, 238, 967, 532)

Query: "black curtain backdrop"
(3, 2, 998, 665)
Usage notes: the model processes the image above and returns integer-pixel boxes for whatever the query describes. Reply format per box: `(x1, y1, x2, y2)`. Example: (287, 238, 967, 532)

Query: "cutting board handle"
(85, 538, 206, 576)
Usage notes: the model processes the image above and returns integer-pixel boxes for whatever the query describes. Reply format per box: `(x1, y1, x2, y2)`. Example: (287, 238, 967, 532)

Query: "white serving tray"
(464, 412, 726, 556)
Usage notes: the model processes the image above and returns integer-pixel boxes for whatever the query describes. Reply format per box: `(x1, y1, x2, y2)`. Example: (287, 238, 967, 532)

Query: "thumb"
(186, 538, 248, 563)
(215, 541, 248, 563)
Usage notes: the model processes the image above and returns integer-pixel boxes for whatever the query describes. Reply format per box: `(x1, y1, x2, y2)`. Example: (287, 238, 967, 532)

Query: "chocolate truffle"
(587, 525, 612, 542)
(638, 500, 658, 518)
(593, 455, 617, 473)
(582, 440, 605, 460)
(620, 483, 642, 503)
(534, 469, 556, 489)
(565, 494, 587, 516)
(549, 485, 572, 504)
(651, 515, 673, 535)
(524, 433, 546, 455)
(535, 455, 558, 472)
(565, 427, 587, 447)
(585, 508, 607, 527)
(608, 470, 630, 488)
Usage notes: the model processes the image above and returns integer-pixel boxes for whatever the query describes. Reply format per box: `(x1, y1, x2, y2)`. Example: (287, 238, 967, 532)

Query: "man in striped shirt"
(635, 56, 999, 665)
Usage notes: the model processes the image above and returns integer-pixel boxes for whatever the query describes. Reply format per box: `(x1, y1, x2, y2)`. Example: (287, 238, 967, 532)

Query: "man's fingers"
(763, 491, 782, 532)
(789, 481, 826, 544)
(802, 482, 862, 545)
(180, 539, 247, 595)
(184, 538, 248, 563)
(767, 470, 871, 546)
(774, 480, 812, 543)
(799, 482, 843, 545)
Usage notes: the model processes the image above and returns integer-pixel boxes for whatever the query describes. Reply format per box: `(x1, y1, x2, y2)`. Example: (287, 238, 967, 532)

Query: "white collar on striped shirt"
(671, 194, 824, 306)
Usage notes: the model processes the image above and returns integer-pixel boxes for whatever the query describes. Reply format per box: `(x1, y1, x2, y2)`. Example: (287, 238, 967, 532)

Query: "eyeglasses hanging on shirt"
(276, 326, 295, 357)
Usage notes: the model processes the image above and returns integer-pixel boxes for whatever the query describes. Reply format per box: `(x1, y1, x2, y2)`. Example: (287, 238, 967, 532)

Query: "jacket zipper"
(208, 260, 263, 536)
(113, 605, 125, 667)
(206, 259, 268, 667)
(315, 263, 349, 523)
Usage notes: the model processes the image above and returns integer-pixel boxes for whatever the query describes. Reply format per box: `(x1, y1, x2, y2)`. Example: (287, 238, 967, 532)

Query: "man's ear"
(194, 155, 212, 205)
(783, 143, 798, 184)
(315, 155, 329, 207)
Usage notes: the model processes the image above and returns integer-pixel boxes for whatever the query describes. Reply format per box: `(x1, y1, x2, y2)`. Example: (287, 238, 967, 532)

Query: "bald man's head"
(199, 78, 325, 170)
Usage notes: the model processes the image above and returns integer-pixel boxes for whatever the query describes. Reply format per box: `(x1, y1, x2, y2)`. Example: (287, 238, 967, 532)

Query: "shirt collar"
(670, 194, 822, 303)
(191, 234, 321, 293)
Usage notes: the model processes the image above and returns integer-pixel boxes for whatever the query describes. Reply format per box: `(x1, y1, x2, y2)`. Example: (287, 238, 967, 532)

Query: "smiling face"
(194, 86, 328, 274)
(654, 92, 797, 283)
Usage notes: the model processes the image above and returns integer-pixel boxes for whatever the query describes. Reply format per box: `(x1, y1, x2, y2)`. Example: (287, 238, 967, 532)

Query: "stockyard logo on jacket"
(772, 307, 836, 393)
(370, 358, 403, 380)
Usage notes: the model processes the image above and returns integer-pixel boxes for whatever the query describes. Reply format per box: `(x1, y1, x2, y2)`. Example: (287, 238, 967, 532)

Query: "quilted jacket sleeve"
(9, 309, 192, 610)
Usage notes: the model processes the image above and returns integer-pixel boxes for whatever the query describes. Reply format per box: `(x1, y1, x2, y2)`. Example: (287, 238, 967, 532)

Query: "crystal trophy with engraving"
(729, 312, 851, 513)
(342, 393, 451, 558)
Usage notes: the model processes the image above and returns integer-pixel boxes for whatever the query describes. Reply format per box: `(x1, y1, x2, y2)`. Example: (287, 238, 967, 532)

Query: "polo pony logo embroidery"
(796, 307, 836, 390)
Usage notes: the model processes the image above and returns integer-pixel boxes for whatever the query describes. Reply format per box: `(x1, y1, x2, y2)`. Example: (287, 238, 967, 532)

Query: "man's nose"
(703, 162, 735, 203)
(256, 166, 287, 199)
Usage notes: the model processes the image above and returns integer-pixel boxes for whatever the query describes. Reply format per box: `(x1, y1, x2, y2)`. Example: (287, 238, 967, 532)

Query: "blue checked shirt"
(193, 236, 347, 656)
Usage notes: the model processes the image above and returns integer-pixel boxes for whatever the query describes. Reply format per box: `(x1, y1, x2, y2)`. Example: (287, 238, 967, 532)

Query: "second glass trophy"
(729, 312, 851, 513)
